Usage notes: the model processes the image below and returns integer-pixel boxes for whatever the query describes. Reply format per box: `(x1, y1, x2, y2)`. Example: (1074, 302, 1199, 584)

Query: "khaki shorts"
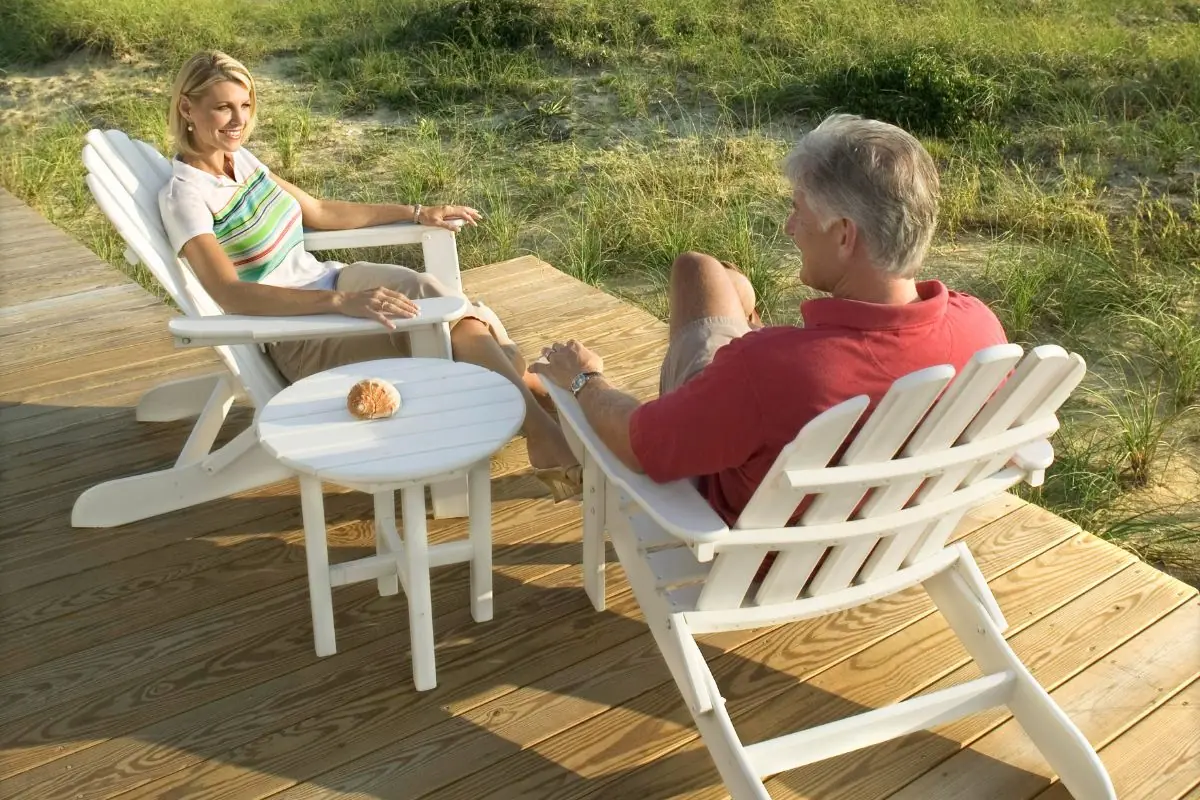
(267, 261, 477, 384)
(659, 315, 752, 396)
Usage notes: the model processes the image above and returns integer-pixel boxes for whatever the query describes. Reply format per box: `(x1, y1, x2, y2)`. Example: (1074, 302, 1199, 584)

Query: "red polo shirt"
(628, 281, 1007, 524)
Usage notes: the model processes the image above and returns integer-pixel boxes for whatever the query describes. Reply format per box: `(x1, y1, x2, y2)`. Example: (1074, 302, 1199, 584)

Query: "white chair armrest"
(169, 295, 469, 347)
(541, 379, 730, 545)
(302, 221, 463, 251)
(1010, 438, 1054, 487)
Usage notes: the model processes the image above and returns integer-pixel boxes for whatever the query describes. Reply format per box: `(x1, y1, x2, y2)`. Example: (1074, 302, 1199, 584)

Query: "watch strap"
(570, 371, 602, 397)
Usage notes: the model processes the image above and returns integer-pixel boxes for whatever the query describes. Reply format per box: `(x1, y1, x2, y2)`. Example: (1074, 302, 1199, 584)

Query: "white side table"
(257, 358, 525, 690)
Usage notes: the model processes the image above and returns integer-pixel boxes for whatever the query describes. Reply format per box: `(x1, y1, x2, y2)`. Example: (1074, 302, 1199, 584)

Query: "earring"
(187, 123, 194, 132)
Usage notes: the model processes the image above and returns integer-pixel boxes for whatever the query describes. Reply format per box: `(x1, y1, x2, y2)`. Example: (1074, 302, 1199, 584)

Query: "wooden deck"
(1, 187, 1197, 800)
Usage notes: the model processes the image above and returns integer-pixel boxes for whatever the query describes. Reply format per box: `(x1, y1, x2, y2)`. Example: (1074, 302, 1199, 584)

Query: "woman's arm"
(180, 234, 418, 327)
(270, 174, 481, 232)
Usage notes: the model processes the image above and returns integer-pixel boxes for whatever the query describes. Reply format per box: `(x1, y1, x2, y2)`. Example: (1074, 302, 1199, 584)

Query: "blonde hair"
(783, 114, 940, 277)
(169, 51, 258, 158)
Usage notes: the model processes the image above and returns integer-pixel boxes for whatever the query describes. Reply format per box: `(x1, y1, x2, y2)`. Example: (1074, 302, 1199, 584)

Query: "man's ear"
(838, 217, 858, 259)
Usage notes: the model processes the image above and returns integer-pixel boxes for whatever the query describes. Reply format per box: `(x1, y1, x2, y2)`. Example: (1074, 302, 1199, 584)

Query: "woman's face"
(180, 79, 252, 156)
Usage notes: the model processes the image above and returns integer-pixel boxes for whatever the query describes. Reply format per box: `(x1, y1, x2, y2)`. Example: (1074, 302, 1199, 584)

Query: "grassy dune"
(1, 0, 1197, 581)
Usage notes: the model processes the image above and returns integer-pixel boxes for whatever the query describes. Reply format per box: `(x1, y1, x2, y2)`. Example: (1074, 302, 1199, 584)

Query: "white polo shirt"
(158, 148, 339, 291)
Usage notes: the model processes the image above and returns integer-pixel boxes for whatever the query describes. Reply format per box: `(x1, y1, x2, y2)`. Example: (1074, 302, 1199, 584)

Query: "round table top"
(257, 358, 525, 486)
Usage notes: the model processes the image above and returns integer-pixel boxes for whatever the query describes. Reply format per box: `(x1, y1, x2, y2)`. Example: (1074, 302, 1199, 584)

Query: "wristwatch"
(570, 371, 602, 397)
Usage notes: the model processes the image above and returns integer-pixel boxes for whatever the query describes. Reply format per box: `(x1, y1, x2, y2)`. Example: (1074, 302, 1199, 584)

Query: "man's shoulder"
(726, 322, 849, 358)
(946, 288, 998, 319)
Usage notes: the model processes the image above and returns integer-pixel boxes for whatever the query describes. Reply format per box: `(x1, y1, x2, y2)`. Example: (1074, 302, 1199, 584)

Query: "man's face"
(784, 188, 841, 292)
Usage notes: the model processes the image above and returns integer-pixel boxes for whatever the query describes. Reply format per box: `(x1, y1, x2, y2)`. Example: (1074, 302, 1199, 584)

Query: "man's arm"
(533, 337, 763, 482)
(572, 376, 645, 473)
(530, 341, 646, 473)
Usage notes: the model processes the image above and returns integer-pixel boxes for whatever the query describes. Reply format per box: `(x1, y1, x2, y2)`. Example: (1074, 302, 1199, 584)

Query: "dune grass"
(1, 0, 1197, 581)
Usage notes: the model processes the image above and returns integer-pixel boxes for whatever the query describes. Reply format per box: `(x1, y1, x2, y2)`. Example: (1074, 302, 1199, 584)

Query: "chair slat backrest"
(83, 128, 287, 406)
(696, 344, 1085, 613)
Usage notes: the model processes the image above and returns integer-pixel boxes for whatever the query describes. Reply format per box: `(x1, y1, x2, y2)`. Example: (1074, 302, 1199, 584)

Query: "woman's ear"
(178, 96, 192, 122)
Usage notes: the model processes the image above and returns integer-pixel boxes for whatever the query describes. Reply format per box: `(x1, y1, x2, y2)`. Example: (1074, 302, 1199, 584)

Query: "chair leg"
(71, 429, 292, 528)
(924, 559, 1116, 800)
(299, 474, 337, 657)
(468, 461, 493, 623)
(402, 484, 437, 691)
(609, 522, 768, 799)
(174, 375, 236, 467)
(135, 372, 228, 422)
(373, 491, 400, 597)
(582, 454, 607, 611)
(430, 475, 470, 519)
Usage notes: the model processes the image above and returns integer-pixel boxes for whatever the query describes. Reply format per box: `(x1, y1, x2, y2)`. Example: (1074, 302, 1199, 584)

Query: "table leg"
(373, 491, 400, 596)
(468, 461, 494, 623)
(401, 484, 436, 691)
(299, 474, 337, 657)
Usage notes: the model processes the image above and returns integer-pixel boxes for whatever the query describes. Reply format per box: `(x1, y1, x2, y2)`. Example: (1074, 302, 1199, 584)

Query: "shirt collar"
(171, 152, 245, 187)
(801, 280, 950, 331)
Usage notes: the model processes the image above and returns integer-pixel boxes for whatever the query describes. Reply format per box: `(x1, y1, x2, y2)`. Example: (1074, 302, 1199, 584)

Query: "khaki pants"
(267, 261, 475, 384)
(658, 315, 752, 396)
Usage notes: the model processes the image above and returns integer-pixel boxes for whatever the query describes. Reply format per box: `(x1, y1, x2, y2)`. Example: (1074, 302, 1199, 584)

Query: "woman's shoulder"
(158, 168, 204, 208)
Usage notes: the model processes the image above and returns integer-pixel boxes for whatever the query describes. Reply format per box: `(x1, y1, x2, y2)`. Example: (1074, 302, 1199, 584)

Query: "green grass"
(1, 0, 1197, 583)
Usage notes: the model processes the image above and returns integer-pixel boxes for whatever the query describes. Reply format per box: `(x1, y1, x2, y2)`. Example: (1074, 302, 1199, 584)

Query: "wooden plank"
(72, 571, 641, 800)
(0, 284, 159, 333)
(524, 518, 1117, 800)
(0, 434, 537, 593)
(886, 598, 1200, 800)
(0, 444, 536, 633)
(0, 507, 589, 784)
(0, 494, 581, 689)
(0, 484, 571, 664)
(0, 481, 305, 593)
(0, 348, 217, 412)
(2, 564, 631, 799)
(418, 500, 1072, 800)
(1030, 676, 1200, 800)
(4, 189, 1190, 800)
(763, 563, 1195, 800)
(255, 500, 1042, 800)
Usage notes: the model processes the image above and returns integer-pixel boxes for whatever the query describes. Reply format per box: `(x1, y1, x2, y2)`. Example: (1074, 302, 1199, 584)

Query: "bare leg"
(470, 301, 558, 416)
(450, 318, 576, 471)
(668, 251, 758, 336)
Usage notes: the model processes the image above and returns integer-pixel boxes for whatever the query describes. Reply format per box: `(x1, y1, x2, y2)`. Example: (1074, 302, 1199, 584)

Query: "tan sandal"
(533, 464, 583, 502)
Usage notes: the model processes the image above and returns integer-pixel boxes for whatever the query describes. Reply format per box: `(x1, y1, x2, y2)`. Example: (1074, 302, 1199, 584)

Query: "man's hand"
(531, 340, 604, 389)
(332, 287, 420, 329)
(421, 204, 483, 231)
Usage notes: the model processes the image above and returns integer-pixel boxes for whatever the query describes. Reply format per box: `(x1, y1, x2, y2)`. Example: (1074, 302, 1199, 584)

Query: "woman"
(158, 50, 579, 498)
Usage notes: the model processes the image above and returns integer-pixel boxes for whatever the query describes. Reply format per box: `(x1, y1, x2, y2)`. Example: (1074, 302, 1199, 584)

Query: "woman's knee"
(404, 270, 458, 300)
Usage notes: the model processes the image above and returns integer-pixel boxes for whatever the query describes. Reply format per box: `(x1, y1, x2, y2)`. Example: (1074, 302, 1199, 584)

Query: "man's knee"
(670, 251, 719, 284)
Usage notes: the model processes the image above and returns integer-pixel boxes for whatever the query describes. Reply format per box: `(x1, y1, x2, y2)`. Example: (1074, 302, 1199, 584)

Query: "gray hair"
(783, 114, 940, 276)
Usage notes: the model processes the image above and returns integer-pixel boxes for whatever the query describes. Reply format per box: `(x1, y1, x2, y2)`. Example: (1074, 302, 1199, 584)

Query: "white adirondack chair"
(73, 128, 473, 528)
(543, 344, 1116, 799)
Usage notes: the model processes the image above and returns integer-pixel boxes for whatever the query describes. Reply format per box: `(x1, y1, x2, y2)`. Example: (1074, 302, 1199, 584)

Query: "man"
(532, 114, 1007, 524)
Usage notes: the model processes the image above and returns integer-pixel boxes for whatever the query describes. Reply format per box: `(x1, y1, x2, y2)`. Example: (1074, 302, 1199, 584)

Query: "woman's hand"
(332, 287, 420, 330)
(420, 204, 483, 231)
